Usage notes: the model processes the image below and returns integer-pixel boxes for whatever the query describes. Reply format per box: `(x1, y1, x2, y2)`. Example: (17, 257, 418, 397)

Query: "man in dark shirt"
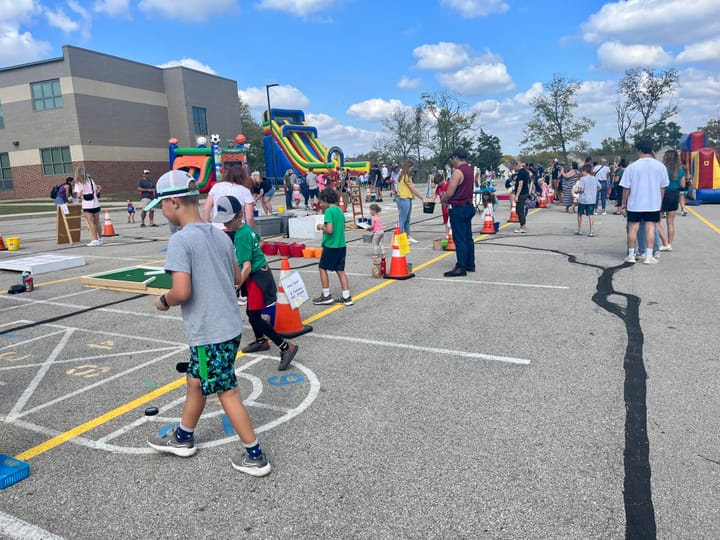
(137, 169, 157, 227)
(441, 148, 476, 277)
(512, 162, 530, 233)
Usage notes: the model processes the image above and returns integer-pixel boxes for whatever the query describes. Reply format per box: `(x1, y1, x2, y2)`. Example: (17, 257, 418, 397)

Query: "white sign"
(279, 271, 309, 309)
(60, 203, 70, 215)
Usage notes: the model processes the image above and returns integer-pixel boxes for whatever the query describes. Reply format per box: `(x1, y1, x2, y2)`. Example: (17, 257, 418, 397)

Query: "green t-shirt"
(233, 224, 267, 273)
(321, 205, 346, 248)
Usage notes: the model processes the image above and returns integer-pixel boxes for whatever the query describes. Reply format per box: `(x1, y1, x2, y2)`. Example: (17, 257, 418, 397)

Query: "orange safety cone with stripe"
(548, 190, 554, 203)
(102, 209, 118, 236)
(445, 225, 456, 251)
(0, 234, 6, 250)
(383, 225, 415, 280)
(339, 195, 346, 212)
(538, 191, 547, 208)
(274, 257, 313, 338)
(508, 199, 520, 222)
(481, 205, 496, 234)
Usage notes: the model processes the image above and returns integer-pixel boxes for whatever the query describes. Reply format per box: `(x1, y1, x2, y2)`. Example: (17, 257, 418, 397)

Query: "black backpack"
(50, 184, 62, 200)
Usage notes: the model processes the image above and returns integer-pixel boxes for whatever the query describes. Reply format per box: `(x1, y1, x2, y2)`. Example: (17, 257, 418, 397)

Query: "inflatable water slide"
(168, 134, 248, 193)
(263, 108, 369, 180)
(680, 130, 720, 203)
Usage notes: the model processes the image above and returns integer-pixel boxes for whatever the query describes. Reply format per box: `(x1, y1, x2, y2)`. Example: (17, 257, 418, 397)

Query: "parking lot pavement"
(1, 199, 719, 539)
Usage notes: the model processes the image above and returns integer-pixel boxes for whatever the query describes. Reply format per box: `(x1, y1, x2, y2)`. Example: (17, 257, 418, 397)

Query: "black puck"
(144, 406, 159, 416)
(176, 362, 188, 373)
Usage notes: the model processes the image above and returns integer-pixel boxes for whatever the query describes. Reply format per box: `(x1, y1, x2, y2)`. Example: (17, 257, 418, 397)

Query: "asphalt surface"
(0, 193, 719, 539)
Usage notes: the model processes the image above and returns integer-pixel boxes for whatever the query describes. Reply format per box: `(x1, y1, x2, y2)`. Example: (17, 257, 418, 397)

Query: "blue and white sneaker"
(147, 424, 196, 457)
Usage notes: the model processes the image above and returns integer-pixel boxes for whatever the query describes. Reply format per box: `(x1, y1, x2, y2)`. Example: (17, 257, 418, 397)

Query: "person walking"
(395, 161, 427, 244)
(441, 148, 476, 277)
(593, 158, 611, 215)
(512, 161, 530, 233)
(574, 163, 602, 236)
(73, 167, 103, 246)
(560, 162, 579, 213)
(137, 169, 157, 227)
(619, 139, 669, 264)
(612, 159, 627, 214)
(144, 170, 271, 477)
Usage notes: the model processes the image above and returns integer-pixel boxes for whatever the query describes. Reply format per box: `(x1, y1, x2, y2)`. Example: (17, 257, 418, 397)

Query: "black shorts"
(83, 207, 101, 214)
(319, 246, 346, 272)
(627, 210, 660, 223)
(661, 190, 679, 212)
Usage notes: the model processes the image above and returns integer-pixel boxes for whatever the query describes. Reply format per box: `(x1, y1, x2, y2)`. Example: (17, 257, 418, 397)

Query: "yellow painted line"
(16, 377, 186, 461)
(688, 207, 720, 234)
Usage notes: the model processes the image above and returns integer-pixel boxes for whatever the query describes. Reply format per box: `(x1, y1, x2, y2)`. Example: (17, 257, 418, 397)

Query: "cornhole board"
(0, 253, 86, 274)
(80, 265, 171, 295)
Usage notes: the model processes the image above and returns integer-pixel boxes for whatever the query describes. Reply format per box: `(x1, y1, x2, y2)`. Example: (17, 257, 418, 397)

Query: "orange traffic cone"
(508, 200, 519, 222)
(538, 192, 547, 208)
(481, 205, 495, 234)
(0, 234, 5, 250)
(384, 225, 415, 280)
(445, 226, 456, 251)
(274, 257, 313, 338)
(102, 209, 118, 236)
(548, 190, 554, 204)
(339, 195, 346, 212)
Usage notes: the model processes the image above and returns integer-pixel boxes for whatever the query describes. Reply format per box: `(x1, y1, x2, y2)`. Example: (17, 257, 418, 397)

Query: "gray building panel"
(65, 46, 166, 93)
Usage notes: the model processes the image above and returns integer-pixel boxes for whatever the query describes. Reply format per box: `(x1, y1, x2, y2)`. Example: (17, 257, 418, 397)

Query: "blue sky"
(2, 0, 720, 156)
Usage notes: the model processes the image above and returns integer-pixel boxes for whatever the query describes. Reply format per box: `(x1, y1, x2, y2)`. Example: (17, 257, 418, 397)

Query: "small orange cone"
(339, 195, 346, 212)
(445, 225, 456, 251)
(0, 234, 5, 250)
(538, 192, 547, 208)
(508, 199, 520, 222)
(102, 209, 118, 236)
(274, 257, 313, 338)
(548, 190, 554, 203)
(481, 205, 495, 234)
(384, 225, 415, 280)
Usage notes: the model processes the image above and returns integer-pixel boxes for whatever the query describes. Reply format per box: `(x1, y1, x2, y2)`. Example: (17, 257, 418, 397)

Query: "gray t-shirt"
(306, 171, 318, 189)
(164, 222, 243, 346)
(577, 174, 601, 205)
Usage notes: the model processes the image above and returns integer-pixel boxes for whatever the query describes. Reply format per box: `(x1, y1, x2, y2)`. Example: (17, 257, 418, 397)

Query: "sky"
(2, 0, 720, 157)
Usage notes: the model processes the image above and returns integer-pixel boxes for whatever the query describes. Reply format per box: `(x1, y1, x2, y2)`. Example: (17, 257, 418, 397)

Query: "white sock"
(342, 290, 350, 299)
(322, 288, 330, 297)
(628, 248, 635, 256)
(646, 248, 653, 258)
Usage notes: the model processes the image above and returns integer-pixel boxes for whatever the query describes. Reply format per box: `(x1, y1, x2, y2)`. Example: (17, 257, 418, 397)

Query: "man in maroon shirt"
(441, 148, 476, 277)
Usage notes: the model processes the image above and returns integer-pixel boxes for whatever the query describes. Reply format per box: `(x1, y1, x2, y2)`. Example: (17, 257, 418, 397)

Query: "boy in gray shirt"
(574, 163, 602, 237)
(144, 170, 271, 477)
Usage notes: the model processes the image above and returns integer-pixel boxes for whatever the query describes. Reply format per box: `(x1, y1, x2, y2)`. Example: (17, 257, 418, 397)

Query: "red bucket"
(289, 242, 305, 257)
(261, 242, 278, 255)
(277, 242, 292, 257)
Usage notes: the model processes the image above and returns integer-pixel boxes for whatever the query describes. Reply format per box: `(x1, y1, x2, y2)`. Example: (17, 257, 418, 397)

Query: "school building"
(0, 45, 242, 200)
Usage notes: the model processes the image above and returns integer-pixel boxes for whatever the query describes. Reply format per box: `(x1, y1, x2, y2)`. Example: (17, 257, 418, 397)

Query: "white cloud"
(257, 0, 337, 17)
(676, 38, 720, 64)
(238, 85, 311, 111)
(305, 112, 381, 156)
(158, 58, 217, 74)
(438, 63, 515, 95)
(94, 0, 131, 17)
(414, 42, 471, 70)
(440, 0, 509, 18)
(45, 7, 81, 33)
(0, 0, 40, 22)
(582, 0, 720, 45)
(346, 99, 409, 121)
(0, 24, 51, 66)
(594, 41, 673, 71)
(397, 76, 422, 90)
(138, 0, 237, 21)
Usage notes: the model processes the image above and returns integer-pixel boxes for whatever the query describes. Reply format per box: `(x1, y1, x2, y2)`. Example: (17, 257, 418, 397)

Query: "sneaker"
(312, 293, 334, 305)
(643, 255, 659, 264)
(86, 239, 100, 247)
(681, 210, 687, 216)
(242, 341, 270, 354)
(514, 228, 527, 234)
(237, 296, 247, 306)
(278, 343, 298, 371)
(602, 211, 607, 215)
(574, 230, 583, 236)
(336, 295, 354, 306)
(141, 223, 146, 227)
(147, 425, 196, 457)
(231, 451, 271, 477)
(408, 237, 419, 244)
(97, 238, 103, 245)
(635, 254, 646, 262)
(623, 254, 636, 263)
(588, 232, 595, 237)
(659, 244, 672, 252)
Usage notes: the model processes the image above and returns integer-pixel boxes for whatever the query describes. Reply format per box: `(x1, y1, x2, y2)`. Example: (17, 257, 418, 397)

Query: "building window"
(40, 146, 73, 175)
(0, 101, 4, 129)
(192, 106, 208, 135)
(0, 153, 12, 190)
(31, 79, 63, 111)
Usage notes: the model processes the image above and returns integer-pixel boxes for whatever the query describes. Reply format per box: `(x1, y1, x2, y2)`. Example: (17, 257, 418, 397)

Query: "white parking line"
(0, 511, 64, 540)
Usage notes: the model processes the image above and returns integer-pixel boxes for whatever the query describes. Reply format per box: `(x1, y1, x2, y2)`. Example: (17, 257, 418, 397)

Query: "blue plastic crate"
(0, 454, 30, 489)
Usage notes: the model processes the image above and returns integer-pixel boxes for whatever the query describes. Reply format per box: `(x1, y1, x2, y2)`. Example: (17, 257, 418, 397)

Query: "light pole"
(266, 83, 279, 184)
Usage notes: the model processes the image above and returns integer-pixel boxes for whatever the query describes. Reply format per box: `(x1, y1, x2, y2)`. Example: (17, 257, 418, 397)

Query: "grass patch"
(0, 204, 56, 215)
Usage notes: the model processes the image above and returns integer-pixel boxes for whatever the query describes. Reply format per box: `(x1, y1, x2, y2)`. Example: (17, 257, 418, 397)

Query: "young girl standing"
(369, 203, 385, 259)
(432, 172, 450, 237)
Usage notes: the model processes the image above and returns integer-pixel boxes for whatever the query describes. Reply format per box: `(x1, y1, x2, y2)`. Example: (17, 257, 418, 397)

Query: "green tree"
(238, 98, 265, 173)
(697, 119, 720, 150)
(421, 90, 478, 163)
(635, 121, 682, 151)
(471, 129, 503, 172)
(618, 67, 679, 134)
(521, 74, 594, 162)
(381, 107, 417, 162)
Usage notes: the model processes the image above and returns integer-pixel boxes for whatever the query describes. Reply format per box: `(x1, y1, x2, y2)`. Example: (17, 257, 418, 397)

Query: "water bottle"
(380, 256, 386, 276)
(23, 271, 33, 292)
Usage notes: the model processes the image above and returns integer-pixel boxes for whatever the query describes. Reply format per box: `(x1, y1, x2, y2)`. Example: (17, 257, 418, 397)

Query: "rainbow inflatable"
(168, 135, 247, 194)
(680, 130, 720, 203)
(263, 109, 369, 180)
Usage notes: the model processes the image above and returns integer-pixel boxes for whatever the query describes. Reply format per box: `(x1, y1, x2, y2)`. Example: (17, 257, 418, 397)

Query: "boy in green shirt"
(312, 187, 353, 306)
(213, 195, 299, 371)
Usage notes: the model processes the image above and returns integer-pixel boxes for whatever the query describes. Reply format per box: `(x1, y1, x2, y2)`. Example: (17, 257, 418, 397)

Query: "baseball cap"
(143, 169, 150, 174)
(143, 170, 199, 211)
(213, 195, 243, 224)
